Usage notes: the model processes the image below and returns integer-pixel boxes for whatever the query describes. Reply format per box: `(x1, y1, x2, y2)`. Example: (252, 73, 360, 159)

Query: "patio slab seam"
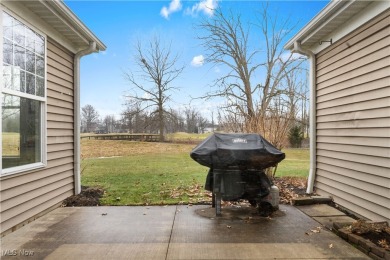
(165, 205, 178, 260)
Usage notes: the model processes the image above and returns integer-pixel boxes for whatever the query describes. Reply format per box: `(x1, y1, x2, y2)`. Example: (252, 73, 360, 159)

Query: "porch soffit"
(18, 0, 106, 52)
(284, 1, 372, 51)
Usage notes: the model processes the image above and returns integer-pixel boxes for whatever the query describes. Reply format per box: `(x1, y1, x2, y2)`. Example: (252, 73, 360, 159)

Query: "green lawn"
(82, 153, 209, 205)
(81, 139, 309, 205)
(277, 149, 310, 177)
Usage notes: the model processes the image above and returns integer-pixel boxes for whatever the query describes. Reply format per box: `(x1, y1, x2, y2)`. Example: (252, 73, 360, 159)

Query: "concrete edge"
(292, 196, 333, 206)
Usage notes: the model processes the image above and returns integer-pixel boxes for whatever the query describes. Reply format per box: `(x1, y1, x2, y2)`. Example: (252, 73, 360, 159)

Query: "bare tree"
(197, 114, 209, 134)
(121, 101, 151, 133)
(198, 5, 305, 149)
(124, 36, 184, 141)
(103, 115, 116, 133)
(184, 107, 199, 133)
(183, 106, 209, 133)
(197, 8, 257, 120)
(81, 104, 100, 133)
(259, 70, 305, 149)
(165, 108, 185, 133)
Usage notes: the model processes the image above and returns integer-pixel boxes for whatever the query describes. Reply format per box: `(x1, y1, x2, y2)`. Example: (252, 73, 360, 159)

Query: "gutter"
(73, 42, 97, 194)
(292, 41, 316, 194)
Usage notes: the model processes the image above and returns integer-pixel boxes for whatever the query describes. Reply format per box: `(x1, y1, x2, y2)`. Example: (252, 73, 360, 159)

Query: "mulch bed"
(62, 186, 104, 207)
(349, 220, 390, 251)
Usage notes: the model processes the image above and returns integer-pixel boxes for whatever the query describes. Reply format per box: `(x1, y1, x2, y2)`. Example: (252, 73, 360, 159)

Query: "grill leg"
(215, 192, 222, 216)
(258, 201, 273, 217)
(212, 191, 216, 208)
(213, 170, 222, 216)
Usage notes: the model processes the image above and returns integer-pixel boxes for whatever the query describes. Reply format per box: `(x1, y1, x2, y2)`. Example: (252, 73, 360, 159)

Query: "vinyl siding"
(0, 38, 75, 234)
(314, 9, 390, 223)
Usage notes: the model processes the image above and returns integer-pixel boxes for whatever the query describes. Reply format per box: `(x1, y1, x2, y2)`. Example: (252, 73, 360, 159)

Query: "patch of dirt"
(62, 186, 104, 207)
(349, 220, 390, 251)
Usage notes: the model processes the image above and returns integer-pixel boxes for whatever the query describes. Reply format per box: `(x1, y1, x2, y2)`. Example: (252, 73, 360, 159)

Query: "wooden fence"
(81, 134, 160, 142)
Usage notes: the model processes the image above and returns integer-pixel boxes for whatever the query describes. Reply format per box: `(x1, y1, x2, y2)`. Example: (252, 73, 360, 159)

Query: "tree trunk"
(159, 103, 164, 142)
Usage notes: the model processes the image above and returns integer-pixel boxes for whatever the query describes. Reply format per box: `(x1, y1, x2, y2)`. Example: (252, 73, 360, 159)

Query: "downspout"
(293, 41, 316, 194)
(74, 42, 97, 194)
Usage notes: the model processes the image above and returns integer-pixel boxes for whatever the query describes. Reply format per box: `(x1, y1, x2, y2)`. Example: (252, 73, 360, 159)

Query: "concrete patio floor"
(1, 204, 369, 259)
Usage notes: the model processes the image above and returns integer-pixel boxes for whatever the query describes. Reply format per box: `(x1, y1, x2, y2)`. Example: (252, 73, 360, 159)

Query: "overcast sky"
(65, 0, 328, 120)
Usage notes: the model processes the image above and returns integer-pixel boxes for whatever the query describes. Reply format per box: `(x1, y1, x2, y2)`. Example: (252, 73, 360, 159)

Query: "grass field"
(2, 132, 20, 156)
(81, 138, 309, 205)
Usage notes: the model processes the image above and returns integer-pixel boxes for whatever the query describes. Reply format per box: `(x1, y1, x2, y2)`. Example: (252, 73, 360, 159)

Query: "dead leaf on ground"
(378, 239, 389, 250)
(274, 177, 310, 204)
(309, 226, 322, 234)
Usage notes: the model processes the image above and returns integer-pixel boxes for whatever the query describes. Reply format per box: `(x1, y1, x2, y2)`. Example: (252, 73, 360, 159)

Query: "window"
(1, 11, 46, 174)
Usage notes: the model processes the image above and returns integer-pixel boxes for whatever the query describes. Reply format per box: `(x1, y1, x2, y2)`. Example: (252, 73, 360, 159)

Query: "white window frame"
(1, 8, 47, 176)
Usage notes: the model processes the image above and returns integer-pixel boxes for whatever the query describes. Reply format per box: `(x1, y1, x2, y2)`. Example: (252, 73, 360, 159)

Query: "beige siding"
(0, 39, 75, 234)
(315, 10, 390, 223)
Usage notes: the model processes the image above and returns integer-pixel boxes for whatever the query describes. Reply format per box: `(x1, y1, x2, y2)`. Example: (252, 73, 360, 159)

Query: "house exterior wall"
(0, 39, 75, 234)
(314, 9, 390, 222)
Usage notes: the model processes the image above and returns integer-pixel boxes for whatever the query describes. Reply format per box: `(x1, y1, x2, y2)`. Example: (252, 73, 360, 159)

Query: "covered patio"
(1, 204, 369, 259)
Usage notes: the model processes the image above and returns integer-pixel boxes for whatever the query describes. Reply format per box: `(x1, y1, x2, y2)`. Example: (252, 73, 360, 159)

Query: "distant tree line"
(80, 104, 213, 135)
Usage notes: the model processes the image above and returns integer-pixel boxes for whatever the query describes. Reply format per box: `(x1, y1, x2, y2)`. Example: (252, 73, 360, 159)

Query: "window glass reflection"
(2, 12, 45, 97)
(26, 50, 35, 73)
(26, 73, 35, 95)
(3, 65, 12, 89)
(26, 27, 35, 51)
(2, 94, 41, 169)
(20, 70, 26, 92)
(12, 66, 22, 92)
(14, 45, 25, 70)
(14, 20, 25, 46)
(36, 56, 44, 77)
(2, 95, 20, 158)
(36, 77, 44, 97)
(2, 12, 45, 172)
(3, 12, 13, 40)
(35, 34, 45, 56)
(3, 38, 12, 64)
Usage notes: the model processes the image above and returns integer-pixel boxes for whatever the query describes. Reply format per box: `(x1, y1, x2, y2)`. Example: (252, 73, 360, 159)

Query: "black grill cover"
(190, 133, 285, 169)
